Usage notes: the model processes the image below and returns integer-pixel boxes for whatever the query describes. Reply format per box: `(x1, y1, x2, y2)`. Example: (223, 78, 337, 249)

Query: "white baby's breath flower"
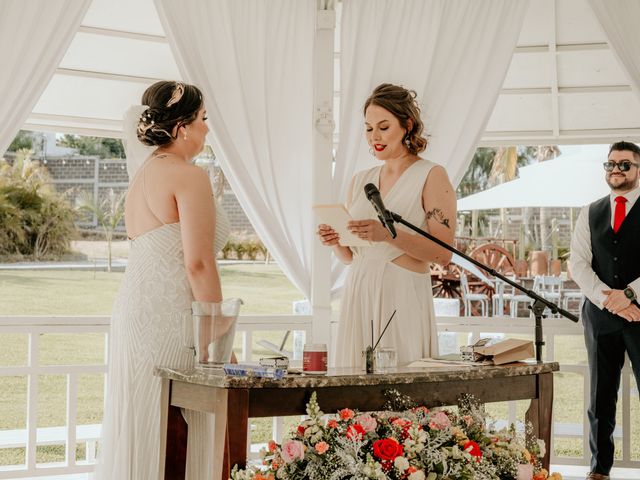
(394, 456, 410, 471)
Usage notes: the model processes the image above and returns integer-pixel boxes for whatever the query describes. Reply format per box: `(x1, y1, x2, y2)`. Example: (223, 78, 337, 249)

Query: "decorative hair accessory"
(166, 82, 185, 107)
(122, 105, 156, 179)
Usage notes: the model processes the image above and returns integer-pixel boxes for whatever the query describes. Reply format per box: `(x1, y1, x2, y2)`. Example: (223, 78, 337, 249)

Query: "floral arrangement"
(230, 392, 563, 480)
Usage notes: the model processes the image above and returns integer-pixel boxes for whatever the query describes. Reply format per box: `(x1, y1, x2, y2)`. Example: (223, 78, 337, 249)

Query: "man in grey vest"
(570, 141, 640, 480)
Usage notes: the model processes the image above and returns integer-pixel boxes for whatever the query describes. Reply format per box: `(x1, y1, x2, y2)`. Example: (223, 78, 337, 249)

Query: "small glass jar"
(302, 343, 327, 374)
(374, 347, 397, 372)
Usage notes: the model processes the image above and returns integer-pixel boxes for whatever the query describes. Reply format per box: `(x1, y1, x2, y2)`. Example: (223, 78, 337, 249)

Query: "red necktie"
(613, 195, 627, 233)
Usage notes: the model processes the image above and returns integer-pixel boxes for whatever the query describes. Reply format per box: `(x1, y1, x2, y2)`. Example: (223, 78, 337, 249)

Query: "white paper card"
(313, 204, 371, 247)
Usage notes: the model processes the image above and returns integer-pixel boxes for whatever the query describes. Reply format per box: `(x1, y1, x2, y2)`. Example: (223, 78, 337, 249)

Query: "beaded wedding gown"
(93, 174, 230, 479)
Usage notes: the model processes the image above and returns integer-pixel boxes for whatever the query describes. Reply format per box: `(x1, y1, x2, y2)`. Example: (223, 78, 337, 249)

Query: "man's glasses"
(603, 160, 639, 172)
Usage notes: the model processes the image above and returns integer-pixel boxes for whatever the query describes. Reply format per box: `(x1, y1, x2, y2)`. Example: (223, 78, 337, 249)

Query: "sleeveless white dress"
(334, 159, 439, 369)
(93, 161, 230, 480)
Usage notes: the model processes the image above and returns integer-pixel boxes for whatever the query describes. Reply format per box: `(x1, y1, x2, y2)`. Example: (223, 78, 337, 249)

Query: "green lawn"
(0, 263, 304, 315)
(1, 264, 639, 465)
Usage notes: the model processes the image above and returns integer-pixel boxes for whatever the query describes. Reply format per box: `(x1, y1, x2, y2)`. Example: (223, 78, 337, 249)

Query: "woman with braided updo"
(94, 81, 230, 479)
(317, 83, 456, 369)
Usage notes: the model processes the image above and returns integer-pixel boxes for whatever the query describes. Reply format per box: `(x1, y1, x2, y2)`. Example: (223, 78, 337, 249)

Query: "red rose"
(346, 423, 366, 440)
(372, 438, 403, 460)
(463, 440, 482, 461)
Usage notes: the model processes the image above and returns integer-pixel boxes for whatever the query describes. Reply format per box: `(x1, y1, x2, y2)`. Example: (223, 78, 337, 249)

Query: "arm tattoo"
(425, 208, 450, 228)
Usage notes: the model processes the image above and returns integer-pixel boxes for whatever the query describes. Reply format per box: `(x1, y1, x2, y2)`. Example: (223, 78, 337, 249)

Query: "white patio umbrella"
(457, 145, 611, 210)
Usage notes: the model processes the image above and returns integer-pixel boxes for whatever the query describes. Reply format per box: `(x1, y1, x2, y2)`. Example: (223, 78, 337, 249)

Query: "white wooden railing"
(1, 314, 638, 478)
(436, 315, 640, 469)
(0, 315, 312, 479)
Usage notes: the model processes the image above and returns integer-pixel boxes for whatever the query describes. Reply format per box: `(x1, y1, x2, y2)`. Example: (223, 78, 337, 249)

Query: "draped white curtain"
(589, 0, 640, 99)
(330, 0, 528, 291)
(155, 0, 315, 298)
(333, 0, 529, 204)
(0, 0, 91, 154)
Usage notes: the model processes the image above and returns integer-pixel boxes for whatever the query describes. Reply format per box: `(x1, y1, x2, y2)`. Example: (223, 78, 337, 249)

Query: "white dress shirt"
(569, 186, 640, 309)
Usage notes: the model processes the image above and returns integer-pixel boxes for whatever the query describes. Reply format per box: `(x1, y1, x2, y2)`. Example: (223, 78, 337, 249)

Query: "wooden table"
(155, 361, 558, 480)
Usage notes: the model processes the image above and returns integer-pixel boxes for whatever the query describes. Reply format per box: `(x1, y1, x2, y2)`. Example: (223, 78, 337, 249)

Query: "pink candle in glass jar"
(303, 343, 327, 374)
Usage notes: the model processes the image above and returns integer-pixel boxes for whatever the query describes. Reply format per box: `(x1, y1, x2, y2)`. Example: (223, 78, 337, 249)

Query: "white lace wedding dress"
(94, 200, 230, 479)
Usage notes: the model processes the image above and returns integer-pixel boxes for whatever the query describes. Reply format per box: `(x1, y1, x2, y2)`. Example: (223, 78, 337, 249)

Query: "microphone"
(364, 183, 397, 239)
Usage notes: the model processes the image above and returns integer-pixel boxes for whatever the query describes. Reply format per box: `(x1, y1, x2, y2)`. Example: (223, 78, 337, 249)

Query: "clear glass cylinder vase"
(186, 298, 242, 368)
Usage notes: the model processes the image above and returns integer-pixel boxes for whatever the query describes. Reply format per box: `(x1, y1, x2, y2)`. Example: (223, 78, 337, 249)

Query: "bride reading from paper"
(94, 81, 231, 480)
(317, 83, 456, 369)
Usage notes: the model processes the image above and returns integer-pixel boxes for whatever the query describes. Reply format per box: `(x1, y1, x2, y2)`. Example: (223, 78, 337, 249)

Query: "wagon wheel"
(469, 243, 515, 276)
(467, 243, 515, 299)
(430, 263, 462, 299)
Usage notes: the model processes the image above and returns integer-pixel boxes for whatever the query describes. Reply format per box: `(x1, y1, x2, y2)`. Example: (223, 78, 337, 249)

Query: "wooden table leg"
(160, 379, 188, 480)
(222, 389, 249, 478)
(525, 372, 553, 470)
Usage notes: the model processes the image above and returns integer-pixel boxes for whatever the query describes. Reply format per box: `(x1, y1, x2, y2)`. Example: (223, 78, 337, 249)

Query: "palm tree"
(77, 189, 126, 272)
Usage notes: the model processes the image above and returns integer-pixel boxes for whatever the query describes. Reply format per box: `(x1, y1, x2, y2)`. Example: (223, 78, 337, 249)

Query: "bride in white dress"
(94, 81, 230, 479)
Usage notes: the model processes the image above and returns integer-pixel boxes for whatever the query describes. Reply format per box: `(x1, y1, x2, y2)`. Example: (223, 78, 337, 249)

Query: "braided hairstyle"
(137, 81, 203, 147)
(363, 83, 428, 155)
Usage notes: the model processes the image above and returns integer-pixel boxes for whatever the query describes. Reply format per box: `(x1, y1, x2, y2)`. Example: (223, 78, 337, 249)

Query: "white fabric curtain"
(333, 0, 529, 203)
(331, 0, 528, 291)
(589, 0, 640, 99)
(0, 0, 91, 154)
(155, 0, 315, 298)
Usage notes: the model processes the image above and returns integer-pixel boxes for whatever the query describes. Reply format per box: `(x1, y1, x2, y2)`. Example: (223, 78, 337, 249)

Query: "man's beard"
(606, 175, 637, 191)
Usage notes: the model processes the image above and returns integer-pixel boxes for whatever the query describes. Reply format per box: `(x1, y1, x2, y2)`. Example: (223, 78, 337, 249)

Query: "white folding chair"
(460, 271, 489, 316)
(534, 275, 563, 317)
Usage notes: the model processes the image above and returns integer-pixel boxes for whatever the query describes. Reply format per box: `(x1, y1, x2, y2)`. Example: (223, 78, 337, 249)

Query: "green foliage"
(221, 233, 268, 261)
(57, 134, 124, 158)
(457, 146, 536, 198)
(76, 188, 126, 272)
(0, 151, 76, 258)
(7, 130, 33, 152)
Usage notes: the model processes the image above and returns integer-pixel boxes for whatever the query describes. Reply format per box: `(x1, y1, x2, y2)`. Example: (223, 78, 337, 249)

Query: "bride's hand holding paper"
(313, 204, 371, 247)
(317, 223, 341, 246)
(348, 219, 392, 243)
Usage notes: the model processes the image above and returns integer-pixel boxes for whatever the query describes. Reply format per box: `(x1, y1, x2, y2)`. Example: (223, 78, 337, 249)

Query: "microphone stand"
(386, 210, 579, 363)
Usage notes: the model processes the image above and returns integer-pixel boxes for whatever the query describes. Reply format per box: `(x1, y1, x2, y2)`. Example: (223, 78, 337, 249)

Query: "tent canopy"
(21, 0, 640, 145)
(457, 145, 611, 210)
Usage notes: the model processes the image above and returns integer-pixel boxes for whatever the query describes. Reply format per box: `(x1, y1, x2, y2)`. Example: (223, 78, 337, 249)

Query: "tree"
(457, 146, 536, 237)
(77, 189, 126, 272)
(7, 130, 33, 152)
(0, 149, 76, 258)
(58, 134, 124, 158)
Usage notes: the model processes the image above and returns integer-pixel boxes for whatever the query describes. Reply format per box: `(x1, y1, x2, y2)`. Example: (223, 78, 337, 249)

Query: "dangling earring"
(183, 128, 188, 141)
(404, 134, 411, 149)
(369, 147, 375, 156)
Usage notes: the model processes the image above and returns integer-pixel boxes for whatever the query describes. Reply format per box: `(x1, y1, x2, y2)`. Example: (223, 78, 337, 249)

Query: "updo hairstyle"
(363, 83, 428, 155)
(137, 81, 203, 147)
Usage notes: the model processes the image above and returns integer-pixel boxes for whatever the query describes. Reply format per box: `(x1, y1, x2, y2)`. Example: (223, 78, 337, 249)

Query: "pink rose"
(281, 439, 305, 463)
(315, 441, 329, 454)
(355, 413, 378, 432)
(428, 411, 451, 430)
